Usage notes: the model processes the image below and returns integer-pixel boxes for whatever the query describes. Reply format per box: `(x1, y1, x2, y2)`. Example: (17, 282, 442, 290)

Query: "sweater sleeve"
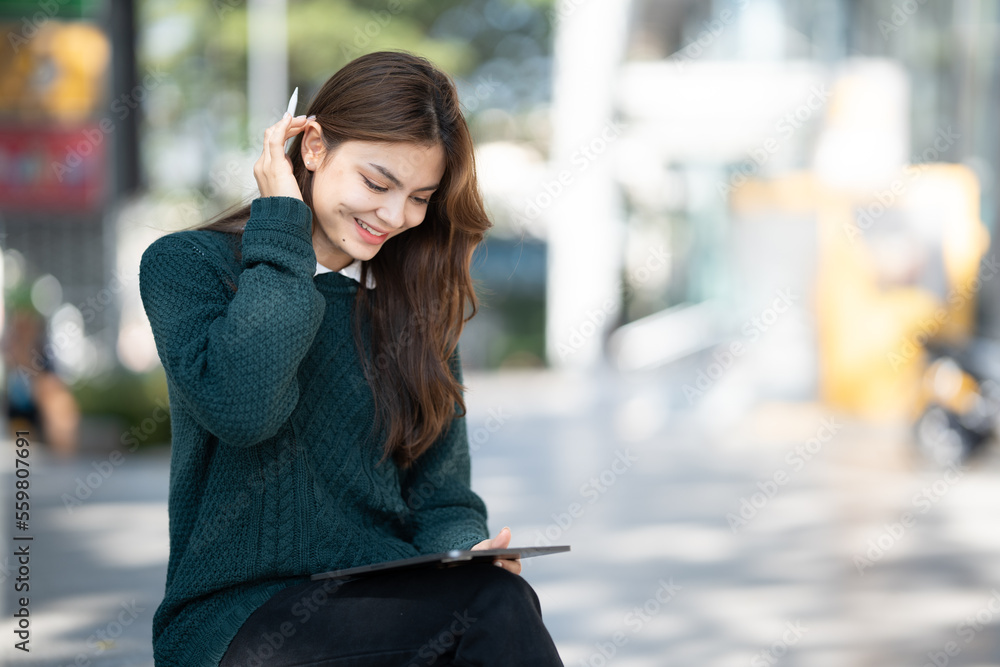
(138, 196, 326, 447)
(399, 346, 490, 553)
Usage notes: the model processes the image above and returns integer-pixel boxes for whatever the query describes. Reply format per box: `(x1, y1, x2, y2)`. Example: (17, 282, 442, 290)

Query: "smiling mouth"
(355, 218, 387, 237)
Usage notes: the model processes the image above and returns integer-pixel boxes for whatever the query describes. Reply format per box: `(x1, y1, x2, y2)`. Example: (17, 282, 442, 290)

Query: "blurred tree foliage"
(139, 0, 555, 157)
(72, 366, 171, 448)
(136, 0, 554, 369)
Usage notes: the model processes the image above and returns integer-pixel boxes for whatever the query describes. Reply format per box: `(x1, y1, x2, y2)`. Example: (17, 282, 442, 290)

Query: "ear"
(300, 121, 326, 170)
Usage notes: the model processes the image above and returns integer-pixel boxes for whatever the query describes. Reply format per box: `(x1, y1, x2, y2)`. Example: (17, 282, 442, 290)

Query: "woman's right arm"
(139, 196, 325, 447)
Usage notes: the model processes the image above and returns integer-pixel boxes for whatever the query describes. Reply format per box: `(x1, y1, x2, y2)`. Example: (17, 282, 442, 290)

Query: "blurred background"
(3, 0, 1000, 664)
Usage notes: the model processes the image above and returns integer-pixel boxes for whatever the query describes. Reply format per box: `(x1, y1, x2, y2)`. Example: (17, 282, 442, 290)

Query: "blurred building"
(0, 0, 139, 380)
(544, 0, 1000, 423)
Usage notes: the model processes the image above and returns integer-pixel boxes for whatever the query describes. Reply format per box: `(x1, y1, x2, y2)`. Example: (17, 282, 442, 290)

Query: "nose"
(376, 195, 407, 230)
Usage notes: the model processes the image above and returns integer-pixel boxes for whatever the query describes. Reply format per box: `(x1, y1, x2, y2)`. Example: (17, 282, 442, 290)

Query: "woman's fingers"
(264, 113, 305, 163)
(469, 527, 522, 574)
(487, 527, 520, 574)
(254, 113, 311, 200)
(470, 526, 512, 551)
(268, 113, 302, 149)
(492, 526, 512, 549)
(495, 557, 522, 574)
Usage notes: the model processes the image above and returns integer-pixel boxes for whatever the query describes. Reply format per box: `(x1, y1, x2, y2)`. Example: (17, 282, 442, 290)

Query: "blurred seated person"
(3, 302, 79, 458)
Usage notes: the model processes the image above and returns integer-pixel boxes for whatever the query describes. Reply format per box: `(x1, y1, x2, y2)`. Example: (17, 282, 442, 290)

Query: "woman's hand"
(471, 526, 521, 575)
(253, 112, 312, 200)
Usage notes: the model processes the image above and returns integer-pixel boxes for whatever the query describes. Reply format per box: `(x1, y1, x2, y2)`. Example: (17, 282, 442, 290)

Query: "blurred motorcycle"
(913, 341, 1000, 466)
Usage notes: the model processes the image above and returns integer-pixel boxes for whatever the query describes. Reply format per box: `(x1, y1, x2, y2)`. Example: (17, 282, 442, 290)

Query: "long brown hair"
(195, 51, 491, 468)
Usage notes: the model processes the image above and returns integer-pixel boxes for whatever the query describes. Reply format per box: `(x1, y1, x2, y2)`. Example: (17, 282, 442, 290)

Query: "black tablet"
(310, 545, 571, 581)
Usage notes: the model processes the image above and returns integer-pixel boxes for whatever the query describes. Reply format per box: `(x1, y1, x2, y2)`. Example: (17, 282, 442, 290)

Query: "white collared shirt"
(314, 258, 376, 289)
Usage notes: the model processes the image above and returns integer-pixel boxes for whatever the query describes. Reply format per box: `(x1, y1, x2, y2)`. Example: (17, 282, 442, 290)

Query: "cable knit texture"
(138, 196, 489, 667)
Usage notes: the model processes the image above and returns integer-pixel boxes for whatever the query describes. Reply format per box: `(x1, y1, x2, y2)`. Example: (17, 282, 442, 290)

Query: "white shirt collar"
(314, 258, 376, 289)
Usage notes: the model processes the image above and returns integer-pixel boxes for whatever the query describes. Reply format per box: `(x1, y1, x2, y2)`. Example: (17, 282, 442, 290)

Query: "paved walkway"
(3, 365, 1000, 666)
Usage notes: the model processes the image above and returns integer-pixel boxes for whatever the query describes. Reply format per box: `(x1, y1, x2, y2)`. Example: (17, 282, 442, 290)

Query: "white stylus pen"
(283, 87, 299, 152)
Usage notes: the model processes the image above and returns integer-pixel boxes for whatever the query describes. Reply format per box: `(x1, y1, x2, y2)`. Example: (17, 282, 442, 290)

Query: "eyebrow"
(367, 163, 439, 192)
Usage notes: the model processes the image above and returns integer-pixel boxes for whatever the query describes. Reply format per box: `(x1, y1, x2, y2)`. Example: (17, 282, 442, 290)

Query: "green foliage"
(72, 366, 171, 448)
(139, 0, 556, 145)
(485, 293, 546, 367)
(286, 1, 478, 82)
(0, 0, 99, 19)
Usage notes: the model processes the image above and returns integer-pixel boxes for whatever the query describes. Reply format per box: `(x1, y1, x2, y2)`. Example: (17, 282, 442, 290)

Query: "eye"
(361, 175, 388, 193)
(412, 195, 430, 205)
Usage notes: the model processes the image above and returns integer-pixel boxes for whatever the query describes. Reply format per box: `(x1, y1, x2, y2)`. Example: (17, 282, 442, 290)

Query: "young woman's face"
(301, 130, 446, 271)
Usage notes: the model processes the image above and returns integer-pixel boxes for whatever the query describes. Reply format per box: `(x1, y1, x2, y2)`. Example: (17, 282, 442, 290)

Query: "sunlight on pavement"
(45, 503, 169, 568)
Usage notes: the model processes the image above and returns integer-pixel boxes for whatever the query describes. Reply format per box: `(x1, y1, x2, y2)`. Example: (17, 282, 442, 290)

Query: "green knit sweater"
(139, 196, 489, 666)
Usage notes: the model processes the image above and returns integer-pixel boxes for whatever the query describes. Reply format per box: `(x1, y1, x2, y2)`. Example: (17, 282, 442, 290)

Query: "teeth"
(356, 219, 386, 236)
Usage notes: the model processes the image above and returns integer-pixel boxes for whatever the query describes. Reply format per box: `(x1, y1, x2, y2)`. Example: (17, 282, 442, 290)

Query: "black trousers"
(219, 562, 565, 667)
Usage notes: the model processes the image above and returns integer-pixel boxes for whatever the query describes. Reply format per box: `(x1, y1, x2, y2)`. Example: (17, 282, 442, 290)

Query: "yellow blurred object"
(43, 22, 110, 120)
(0, 20, 109, 122)
(934, 165, 992, 336)
(733, 164, 988, 420)
(921, 358, 981, 417)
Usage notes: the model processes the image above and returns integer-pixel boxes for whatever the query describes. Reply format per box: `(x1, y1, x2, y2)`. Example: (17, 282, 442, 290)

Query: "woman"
(139, 51, 564, 666)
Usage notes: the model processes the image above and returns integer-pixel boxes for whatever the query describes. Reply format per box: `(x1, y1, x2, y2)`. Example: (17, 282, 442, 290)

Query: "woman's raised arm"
(139, 196, 325, 447)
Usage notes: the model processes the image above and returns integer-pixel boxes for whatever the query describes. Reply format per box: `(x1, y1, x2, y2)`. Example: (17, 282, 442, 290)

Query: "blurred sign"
(0, 124, 105, 212)
(0, 12, 111, 213)
(0, 20, 110, 122)
(0, 0, 97, 20)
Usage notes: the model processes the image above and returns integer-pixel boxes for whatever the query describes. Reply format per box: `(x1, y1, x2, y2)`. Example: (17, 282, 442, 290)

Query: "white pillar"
(546, 0, 632, 368)
(247, 0, 289, 144)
